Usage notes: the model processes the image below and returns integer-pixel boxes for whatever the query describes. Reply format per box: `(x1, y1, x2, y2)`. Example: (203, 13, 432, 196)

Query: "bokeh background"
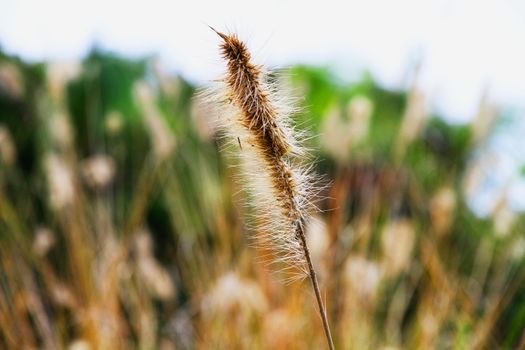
(1, 0, 525, 349)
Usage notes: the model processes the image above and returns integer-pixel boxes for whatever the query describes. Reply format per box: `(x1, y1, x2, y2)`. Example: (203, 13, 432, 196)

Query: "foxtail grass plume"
(134, 229, 176, 300)
(395, 87, 427, 159)
(0, 63, 24, 99)
(46, 61, 81, 103)
(429, 186, 456, 237)
(0, 125, 16, 165)
(204, 30, 315, 280)
(33, 227, 56, 257)
(344, 257, 383, 304)
(105, 110, 124, 135)
(44, 153, 75, 210)
(201, 272, 268, 319)
(203, 29, 334, 349)
(321, 95, 373, 163)
(134, 82, 176, 161)
(381, 219, 415, 277)
(81, 154, 116, 189)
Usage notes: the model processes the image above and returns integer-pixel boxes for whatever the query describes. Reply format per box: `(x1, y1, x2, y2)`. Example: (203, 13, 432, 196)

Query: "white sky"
(1, 0, 525, 122)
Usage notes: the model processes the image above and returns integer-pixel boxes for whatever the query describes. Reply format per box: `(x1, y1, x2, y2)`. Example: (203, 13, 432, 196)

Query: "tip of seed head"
(208, 26, 229, 41)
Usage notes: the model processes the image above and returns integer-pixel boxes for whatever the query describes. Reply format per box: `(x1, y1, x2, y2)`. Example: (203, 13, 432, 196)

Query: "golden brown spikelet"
(203, 29, 334, 349)
(216, 31, 292, 156)
(204, 28, 315, 278)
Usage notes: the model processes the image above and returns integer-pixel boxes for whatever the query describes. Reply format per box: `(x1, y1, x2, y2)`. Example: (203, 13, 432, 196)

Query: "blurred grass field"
(0, 48, 524, 349)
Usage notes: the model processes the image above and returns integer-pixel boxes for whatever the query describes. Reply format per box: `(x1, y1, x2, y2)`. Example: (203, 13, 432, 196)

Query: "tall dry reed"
(203, 29, 334, 349)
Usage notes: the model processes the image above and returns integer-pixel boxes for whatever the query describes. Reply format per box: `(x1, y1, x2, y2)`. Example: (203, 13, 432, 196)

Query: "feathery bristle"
(204, 29, 319, 278)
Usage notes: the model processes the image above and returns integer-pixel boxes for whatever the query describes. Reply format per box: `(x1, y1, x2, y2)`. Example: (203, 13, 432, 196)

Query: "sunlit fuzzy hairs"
(203, 29, 317, 279)
(202, 29, 334, 349)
